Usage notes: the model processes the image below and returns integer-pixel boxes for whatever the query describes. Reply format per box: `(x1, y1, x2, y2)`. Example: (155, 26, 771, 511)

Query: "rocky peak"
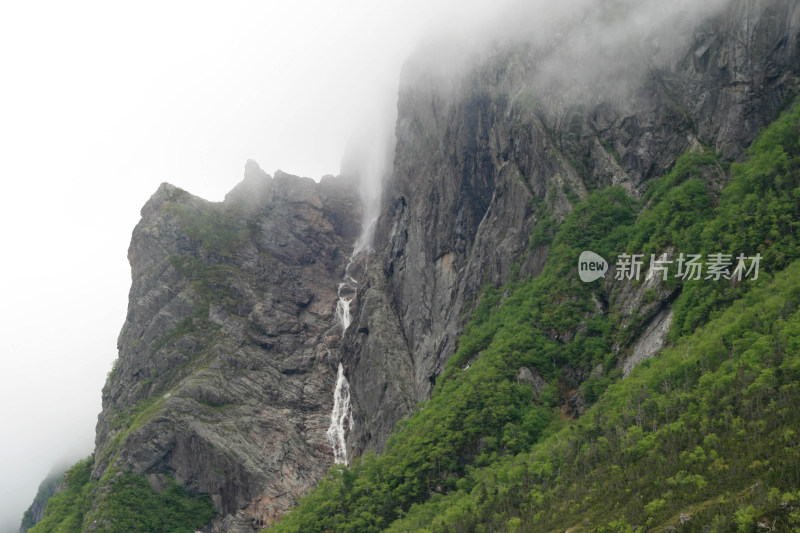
(93, 163, 361, 531)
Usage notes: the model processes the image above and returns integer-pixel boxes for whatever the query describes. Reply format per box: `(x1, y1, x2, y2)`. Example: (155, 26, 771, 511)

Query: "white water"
(326, 362, 352, 465)
(352, 214, 378, 256)
(335, 284, 353, 333)
(326, 255, 358, 465)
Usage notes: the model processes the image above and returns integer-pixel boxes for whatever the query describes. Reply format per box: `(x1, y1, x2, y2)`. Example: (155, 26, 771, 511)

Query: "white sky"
(0, 1, 518, 530)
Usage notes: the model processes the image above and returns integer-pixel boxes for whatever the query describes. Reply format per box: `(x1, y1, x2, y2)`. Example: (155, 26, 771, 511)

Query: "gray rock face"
(516, 367, 545, 399)
(344, 0, 800, 455)
(93, 162, 360, 531)
(568, 391, 587, 418)
(623, 307, 675, 377)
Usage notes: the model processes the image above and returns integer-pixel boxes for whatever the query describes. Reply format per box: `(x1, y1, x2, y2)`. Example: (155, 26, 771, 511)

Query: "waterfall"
(326, 258, 357, 465)
(324, 96, 393, 465)
(326, 362, 352, 465)
(352, 213, 378, 256)
(335, 284, 352, 333)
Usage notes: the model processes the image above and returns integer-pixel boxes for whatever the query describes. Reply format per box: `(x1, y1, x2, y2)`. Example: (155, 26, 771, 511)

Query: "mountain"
(22, 0, 800, 532)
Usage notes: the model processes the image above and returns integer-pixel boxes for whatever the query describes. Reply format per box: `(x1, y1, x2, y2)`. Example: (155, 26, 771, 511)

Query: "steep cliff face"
(343, 0, 800, 456)
(93, 162, 360, 531)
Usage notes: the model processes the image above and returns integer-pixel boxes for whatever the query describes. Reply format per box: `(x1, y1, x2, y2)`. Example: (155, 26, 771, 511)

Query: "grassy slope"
(272, 101, 800, 533)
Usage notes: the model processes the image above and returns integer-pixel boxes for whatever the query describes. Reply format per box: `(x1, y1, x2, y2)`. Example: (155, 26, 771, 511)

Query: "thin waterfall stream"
(325, 254, 358, 465)
(324, 101, 391, 465)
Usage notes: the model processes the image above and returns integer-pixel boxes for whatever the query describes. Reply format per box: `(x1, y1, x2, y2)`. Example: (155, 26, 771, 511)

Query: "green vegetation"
(169, 254, 242, 310)
(104, 395, 166, 456)
(527, 213, 556, 248)
(26, 460, 91, 533)
(384, 260, 800, 531)
(165, 201, 247, 256)
(93, 473, 215, 533)
(28, 459, 214, 533)
(671, 102, 800, 339)
(628, 150, 721, 258)
(272, 101, 800, 532)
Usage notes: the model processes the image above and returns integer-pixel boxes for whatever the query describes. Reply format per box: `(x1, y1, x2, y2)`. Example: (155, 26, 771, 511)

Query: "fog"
(0, 1, 732, 531)
(514, 0, 732, 105)
(403, 0, 732, 105)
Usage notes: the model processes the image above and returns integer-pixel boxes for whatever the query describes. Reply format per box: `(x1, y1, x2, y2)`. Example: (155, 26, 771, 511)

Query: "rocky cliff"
(93, 162, 360, 531)
(343, 0, 800, 455)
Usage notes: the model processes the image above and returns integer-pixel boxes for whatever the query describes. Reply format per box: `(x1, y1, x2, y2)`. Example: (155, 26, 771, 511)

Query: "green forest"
(270, 101, 800, 532)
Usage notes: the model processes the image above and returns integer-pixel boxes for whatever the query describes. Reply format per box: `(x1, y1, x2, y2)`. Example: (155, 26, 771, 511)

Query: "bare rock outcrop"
(93, 163, 360, 531)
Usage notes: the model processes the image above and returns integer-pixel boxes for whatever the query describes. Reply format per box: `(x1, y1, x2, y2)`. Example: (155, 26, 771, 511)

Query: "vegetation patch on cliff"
(28, 458, 214, 533)
(165, 201, 247, 256)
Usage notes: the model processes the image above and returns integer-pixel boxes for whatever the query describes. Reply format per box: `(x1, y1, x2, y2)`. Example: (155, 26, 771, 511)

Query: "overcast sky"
(0, 1, 520, 530)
